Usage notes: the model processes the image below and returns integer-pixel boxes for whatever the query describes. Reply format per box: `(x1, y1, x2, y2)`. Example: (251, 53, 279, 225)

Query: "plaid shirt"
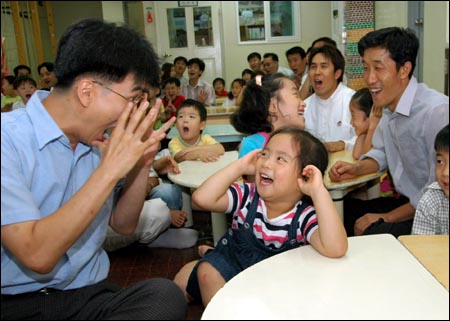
(181, 79, 215, 106)
(412, 182, 449, 235)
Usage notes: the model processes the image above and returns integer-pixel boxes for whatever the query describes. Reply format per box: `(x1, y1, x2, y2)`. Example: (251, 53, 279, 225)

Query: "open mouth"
(370, 88, 381, 97)
(313, 79, 323, 90)
(259, 173, 273, 185)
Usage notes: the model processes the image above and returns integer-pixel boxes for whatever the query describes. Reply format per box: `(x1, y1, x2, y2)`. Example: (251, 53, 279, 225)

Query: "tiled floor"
(105, 210, 214, 320)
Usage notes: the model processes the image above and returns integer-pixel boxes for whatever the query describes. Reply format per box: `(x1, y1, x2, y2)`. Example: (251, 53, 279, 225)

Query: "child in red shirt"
(213, 77, 227, 98)
(162, 77, 186, 119)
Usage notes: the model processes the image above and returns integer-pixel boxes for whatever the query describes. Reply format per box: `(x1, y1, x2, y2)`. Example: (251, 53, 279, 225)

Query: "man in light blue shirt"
(1, 18, 186, 320)
(329, 27, 449, 237)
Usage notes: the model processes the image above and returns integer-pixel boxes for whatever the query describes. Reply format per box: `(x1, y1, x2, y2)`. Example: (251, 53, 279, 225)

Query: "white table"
(202, 234, 449, 320)
(167, 124, 243, 143)
(324, 150, 385, 221)
(168, 151, 239, 244)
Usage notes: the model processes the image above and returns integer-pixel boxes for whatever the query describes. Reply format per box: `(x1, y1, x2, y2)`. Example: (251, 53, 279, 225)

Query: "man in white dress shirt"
(304, 45, 356, 152)
(181, 58, 215, 106)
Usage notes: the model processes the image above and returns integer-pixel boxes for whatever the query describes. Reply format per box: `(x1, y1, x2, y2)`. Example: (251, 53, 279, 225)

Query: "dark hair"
(213, 77, 225, 87)
(54, 19, 160, 89)
(37, 62, 55, 75)
(163, 77, 181, 88)
(13, 76, 37, 89)
(308, 45, 345, 83)
(13, 65, 31, 77)
(250, 70, 265, 79)
(286, 46, 306, 59)
(247, 52, 261, 62)
(351, 88, 373, 117)
(4, 75, 16, 85)
(263, 53, 279, 62)
(241, 68, 253, 77)
(173, 56, 188, 65)
(161, 62, 174, 82)
(311, 36, 337, 48)
(227, 78, 246, 100)
(177, 98, 207, 121)
(268, 127, 329, 177)
(358, 27, 419, 79)
(187, 58, 205, 72)
(231, 73, 287, 135)
(435, 124, 449, 153)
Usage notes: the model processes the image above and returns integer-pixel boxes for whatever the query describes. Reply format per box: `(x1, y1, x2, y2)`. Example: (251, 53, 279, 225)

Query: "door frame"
(154, 1, 223, 85)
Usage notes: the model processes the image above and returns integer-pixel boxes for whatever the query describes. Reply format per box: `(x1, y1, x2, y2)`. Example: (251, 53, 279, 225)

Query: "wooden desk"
(206, 105, 237, 125)
(399, 235, 449, 290)
(215, 97, 225, 106)
(202, 234, 449, 320)
(167, 124, 243, 144)
(325, 150, 384, 221)
(168, 151, 239, 244)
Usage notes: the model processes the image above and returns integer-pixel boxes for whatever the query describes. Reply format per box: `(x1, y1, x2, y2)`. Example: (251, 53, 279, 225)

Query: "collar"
(178, 135, 201, 147)
(393, 76, 417, 117)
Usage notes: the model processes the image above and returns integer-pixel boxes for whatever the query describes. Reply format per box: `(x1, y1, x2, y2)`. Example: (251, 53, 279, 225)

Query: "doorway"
(154, 1, 223, 85)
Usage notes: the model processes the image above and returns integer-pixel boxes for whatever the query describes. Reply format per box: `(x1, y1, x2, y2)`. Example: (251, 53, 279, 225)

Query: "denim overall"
(186, 192, 309, 301)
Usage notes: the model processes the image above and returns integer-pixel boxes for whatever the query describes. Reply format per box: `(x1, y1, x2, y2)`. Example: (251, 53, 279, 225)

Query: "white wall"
(423, 1, 447, 93)
(375, 1, 408, 29)
(102, 1, 124, 23)
(142, 1, 157, 48)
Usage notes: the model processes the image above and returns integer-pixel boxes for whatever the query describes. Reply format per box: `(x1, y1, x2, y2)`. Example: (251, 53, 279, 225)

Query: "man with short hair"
(286, 46, 308, 91)
(181, 57, 215, 106)
(262, 52, 294, 78)
(1, 18, 187, 320)
(329, 27, 449, 237)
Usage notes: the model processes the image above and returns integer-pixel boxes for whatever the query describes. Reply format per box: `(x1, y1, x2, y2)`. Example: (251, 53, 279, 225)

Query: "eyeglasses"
(92, 80, 143, 106)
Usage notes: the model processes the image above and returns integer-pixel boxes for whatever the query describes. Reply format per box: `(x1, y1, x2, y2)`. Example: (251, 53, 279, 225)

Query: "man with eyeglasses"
(1, 19, 187, 319)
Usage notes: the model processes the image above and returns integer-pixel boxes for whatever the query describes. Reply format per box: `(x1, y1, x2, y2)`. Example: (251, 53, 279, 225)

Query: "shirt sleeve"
(205, 86, 216, 106)
(360, 116, 387, 172)
(168, 137, 184, 158)
(411, 187, 440, 235)
(1, 127, 40, 225)
(239, 135, 264, 158)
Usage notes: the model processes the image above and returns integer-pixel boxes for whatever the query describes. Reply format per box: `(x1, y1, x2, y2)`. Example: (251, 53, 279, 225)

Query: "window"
(167, 8, 187, 48)
(236, 1, 300, 44)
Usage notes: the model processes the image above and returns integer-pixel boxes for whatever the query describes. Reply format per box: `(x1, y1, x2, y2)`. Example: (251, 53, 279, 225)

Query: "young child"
(1, 75, 21, 112)
(162, 77, 186, 119)
(349, 87, 380, 160)
(169, 99, 225, 162)
(241, 68, 252, 84)
(174, 127, 348, 306)
(231, 73, 305, 159)
(213, 77, 227, 98)
(12, 75, 37, 110)
(223, 78, 245, 107)
(349, 87, 396, 198)
(412, 124, 449, 235)
(147, 85, 166, 130)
